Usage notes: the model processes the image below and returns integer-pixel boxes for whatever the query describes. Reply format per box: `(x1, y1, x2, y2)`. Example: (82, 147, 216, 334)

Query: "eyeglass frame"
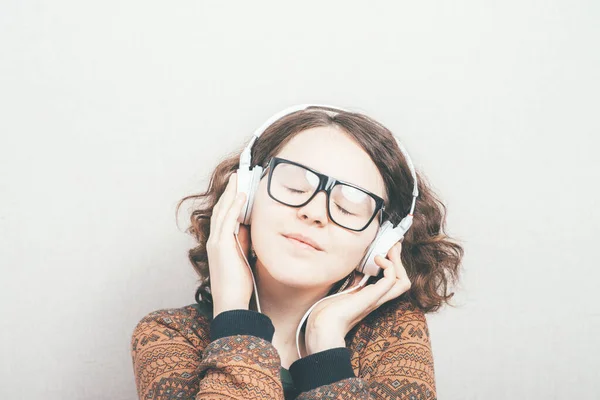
(260, 156, 386, 232)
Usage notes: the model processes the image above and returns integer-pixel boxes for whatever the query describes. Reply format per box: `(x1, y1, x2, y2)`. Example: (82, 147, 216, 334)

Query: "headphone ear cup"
(237, 166, 263, 225)
(236, 166, 252, 225)
(357, 218, 411, 277)
(244, 166, 263, 225)
(357, 221, 393, 277)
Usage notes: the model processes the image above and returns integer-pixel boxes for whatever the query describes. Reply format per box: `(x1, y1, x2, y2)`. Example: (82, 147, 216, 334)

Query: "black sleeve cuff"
(288, 347, 355, 393)
(210, 309, 275, 342)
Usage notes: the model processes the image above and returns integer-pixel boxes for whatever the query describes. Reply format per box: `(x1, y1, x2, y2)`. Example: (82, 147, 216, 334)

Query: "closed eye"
(285, 187, 306, 194)
(335, 203, 354, 216)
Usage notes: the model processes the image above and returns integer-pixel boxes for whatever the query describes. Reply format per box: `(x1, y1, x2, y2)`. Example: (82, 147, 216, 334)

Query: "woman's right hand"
(206, 172, 254, 317)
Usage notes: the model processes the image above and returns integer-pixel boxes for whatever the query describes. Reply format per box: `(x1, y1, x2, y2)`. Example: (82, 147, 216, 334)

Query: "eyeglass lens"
(270, 162, 377, 230)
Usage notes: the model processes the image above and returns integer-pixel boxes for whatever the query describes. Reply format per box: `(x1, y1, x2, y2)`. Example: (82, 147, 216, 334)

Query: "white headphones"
(232, 104, 419, 358)
(235, 103, 419, 277)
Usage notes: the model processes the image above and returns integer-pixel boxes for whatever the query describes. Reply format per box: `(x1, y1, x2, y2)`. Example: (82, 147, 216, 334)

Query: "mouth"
(282, 234, 323, 251)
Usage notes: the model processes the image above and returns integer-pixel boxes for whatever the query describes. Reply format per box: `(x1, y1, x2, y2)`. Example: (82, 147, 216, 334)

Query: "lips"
(282, 233, 323, 251)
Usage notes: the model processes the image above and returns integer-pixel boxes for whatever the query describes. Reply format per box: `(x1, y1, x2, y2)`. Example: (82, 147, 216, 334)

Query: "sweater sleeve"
(196, 309, 285, 399)
(130, 307, 285, 399)
(131, 308, 206, 399)
(288, 302, 437, 399)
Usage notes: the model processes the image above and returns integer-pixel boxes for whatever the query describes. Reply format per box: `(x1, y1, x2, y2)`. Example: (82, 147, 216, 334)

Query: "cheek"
(331, 233, 377, 268)
(248, 180, 379, 276)
(322, 226, 379, 280)
(248, 180, 279, 227)
(248, 182, 286, 247)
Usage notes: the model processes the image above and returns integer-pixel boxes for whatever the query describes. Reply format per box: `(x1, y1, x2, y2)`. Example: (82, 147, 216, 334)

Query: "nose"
(296, 190, 329, 227)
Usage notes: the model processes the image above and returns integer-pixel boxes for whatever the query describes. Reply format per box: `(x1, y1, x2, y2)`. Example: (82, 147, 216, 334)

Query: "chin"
(261, 255, 324, 287)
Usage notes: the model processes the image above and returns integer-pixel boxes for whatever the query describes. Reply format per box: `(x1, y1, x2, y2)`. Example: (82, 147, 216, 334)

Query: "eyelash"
(336, 205, 352, 216)
(285, 187, 353, 216)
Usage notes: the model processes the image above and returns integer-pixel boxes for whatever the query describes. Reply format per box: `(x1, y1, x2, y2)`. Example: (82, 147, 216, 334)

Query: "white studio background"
(1, 1, 598, 399)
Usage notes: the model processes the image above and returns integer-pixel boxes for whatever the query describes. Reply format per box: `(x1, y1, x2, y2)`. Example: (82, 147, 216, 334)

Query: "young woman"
(131, 104, 463, 399)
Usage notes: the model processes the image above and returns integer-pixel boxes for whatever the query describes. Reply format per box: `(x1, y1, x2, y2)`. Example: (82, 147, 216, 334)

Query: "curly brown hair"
(175, 107, 464, 314)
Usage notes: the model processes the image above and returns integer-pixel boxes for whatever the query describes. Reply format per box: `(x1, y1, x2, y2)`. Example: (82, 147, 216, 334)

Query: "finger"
(212, 173, 239, 237)
(378, 243, 412, 306)
(215, 174, 238, 219)
(367, 253, 404, 307)
(345, 255, 395, 310)
(376, 253, 399, 286)
(388, 242, 409, 283)
(221, 191, 247, 239)
(210, 174, 234, 234)
(377, 275, 412, 306)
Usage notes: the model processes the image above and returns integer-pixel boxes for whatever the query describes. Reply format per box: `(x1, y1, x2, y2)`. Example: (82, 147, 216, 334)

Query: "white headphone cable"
(233, 227, 262, 313)
(235, 224, 375, 359)
(293, 274, 371, 359)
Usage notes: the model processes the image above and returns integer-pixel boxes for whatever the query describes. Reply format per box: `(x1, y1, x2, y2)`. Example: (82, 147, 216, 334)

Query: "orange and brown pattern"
(131, 299, 437, 399)
(131, 307, 210, 399)
(196, 335, 284, 398)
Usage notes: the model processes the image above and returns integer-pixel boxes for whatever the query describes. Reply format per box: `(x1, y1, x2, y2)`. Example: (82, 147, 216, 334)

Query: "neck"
(250, 259, 333, 354)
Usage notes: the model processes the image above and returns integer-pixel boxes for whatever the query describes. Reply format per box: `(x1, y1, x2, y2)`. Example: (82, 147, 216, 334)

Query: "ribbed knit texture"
(210, 309, 275, 342)
(288, 347, 355, 393)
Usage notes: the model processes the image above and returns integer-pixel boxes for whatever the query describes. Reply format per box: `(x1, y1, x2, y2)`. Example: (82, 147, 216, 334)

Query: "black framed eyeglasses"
(262, 157, 386, 232)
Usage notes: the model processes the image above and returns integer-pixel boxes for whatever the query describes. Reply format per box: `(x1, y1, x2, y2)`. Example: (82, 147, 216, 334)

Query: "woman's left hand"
(304, 241, 412, 355)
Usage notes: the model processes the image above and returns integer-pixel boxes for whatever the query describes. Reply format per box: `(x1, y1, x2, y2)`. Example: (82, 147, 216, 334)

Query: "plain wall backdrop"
(1, 1, 598, 398)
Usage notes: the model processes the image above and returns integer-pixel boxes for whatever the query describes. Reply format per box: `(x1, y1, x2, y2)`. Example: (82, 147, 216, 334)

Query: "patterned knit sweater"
(130, 297, 437, 399)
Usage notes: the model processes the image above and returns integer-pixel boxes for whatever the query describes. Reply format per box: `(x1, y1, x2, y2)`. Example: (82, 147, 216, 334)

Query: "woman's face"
(249, 125, 387, 289)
